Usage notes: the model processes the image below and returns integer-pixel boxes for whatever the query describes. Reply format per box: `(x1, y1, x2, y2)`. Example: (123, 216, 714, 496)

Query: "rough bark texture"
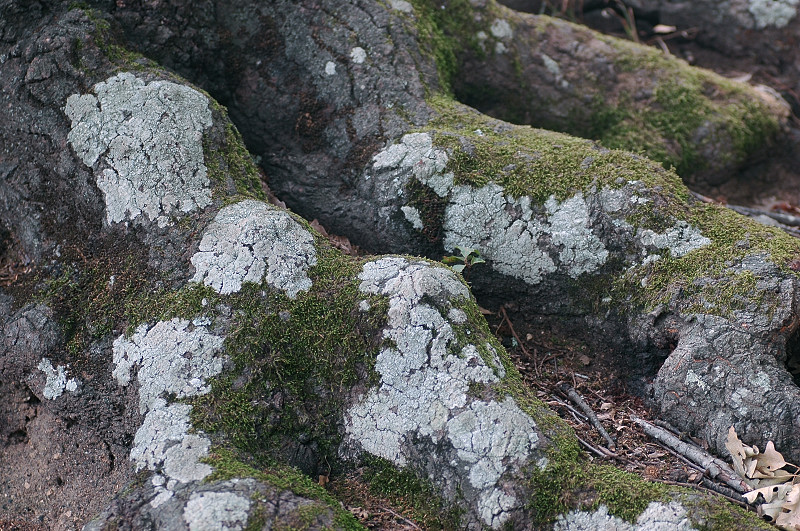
(0, 0, 796, 530)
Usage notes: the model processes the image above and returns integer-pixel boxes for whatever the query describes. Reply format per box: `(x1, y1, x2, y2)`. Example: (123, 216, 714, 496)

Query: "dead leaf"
(348, 506, 369, 519)
(599, 402, 614, 411)
(578, 354, 591, 366)
(751, 441, 789, 478)
(776, 484, 800, 530)
(318, 474, 329, 487)
(744, 483, 794, 505)
(478, 306, 494, 315)
(726, 426, 760, 485)
(310, 219, 329, 237)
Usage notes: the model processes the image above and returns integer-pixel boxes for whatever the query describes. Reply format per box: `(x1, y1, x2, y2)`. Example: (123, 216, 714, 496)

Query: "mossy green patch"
(425, 94, 687, 204)
(592, 38, 781, 178)
(77, 8, 160, 73)
(203, 118, 267, 201)
(191, 242, 388, 462)
(404, 0, 462, 94)
(404, 177, 447, 245)
(615, 203, 800, 315)
(203, 448, 364, 531)
(356, 455, 463, 529)
(34, 246, 219, 361)
(683, 492, 773, 530)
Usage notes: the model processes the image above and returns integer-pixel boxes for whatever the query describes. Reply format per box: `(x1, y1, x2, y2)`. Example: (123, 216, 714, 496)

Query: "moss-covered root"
(83, 452, 363, 531)
(368, 95, 800, 464)
(408, 0, 788, 187)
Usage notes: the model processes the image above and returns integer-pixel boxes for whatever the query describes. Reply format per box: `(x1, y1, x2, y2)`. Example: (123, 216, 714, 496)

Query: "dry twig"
(631, 416, 750, 494)
(560, 384, 616, 450)
(498, 306, 539, 376)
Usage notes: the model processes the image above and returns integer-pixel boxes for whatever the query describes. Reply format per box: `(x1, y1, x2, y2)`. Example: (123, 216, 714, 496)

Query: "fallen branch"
(560, 384, 616, 450)
(631, 416, 750, 494)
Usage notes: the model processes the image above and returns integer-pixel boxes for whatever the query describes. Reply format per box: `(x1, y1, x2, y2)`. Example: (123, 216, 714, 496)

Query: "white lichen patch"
(347, 257, 539, 528)
(490, 19, 513, 39)
(541, 54, 561, 77)
(546, 194, 609, 277)
(184, 489, 251, 531)
(400, 205, 424, 230)
(554, 502, 695, 530)
(129, 401, 213, 481)
(190, 200, 316, 297)
(389, 0, 413, 12)
(112, 318, 226, 487)
(637, 221, 710, 258)
(325, 61, 336, 75)
(37, 358, 78, 399)
(372, 133, 453, 197)
(443, 183, 555, 284)
(350, 47, 367, 64)
(684, 369, 708, 392)
(748, 0, 799, 29)
(444, 186, 608, 284)
(65, 72, 213, 227)
(112, 318, 225, 414)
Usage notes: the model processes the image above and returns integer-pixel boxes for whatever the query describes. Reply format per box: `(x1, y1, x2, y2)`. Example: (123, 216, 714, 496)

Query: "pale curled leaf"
(753, 441, 789, 478)
(726, 426, 759, 484)
(776, 484, 800, 530)
(743, 483, 795, 505)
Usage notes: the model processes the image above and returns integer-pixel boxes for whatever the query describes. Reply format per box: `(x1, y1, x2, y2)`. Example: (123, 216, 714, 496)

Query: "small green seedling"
(442, 245, 486, 279)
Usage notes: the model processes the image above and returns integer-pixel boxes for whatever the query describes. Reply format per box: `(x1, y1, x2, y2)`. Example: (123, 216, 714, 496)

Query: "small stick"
(498, 306, 539, 376)
(652, 480, 749, 509)
(700, 478, 748, 506)
(631, 416, 750, 494)
(560, 384, 617, 450)
(378, 506, 421, 530)
(655, 441, 707, 475)
(576, 435, 610, 460)
(546, 396, 588, 421)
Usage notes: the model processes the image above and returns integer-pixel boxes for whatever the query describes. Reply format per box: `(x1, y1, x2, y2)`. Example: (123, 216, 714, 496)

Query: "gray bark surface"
(0, 0, 797, 530)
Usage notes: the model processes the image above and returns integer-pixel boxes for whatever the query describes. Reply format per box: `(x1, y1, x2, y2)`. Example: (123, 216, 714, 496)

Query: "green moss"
(616, 203, 800, 315)
(77, 8, 159, 72)
(404, 0, 462, 94)
(684, 494, 773, 530)
(191, 242, 388, 461)
(404, 178, 447, 244)
(425, 94, 687, 204)
(358, 455, 463, 529)
(203, 448, 364, 531)
(596, 39, 780, 177)
(31, 242, 227, 371)
(203, 114, 267, 200)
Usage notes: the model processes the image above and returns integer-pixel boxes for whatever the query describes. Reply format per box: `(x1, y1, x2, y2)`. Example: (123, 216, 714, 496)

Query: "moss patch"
(352, 455, 463, 529)
(579, 58, 780, 178)
(425, 94, 688, 204)
(203, 448, 364, 530)
(616, 203, 800, 315)
(203, 116, 267, 201)
(191, 242, 388, 462)
(33, 244, 219, 362)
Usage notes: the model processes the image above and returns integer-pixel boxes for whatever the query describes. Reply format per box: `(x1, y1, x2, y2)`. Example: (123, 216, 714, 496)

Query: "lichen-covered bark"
(0, 1, 796, 530)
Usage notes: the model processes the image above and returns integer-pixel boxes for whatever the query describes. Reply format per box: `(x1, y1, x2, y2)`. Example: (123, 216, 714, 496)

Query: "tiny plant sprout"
(442, 245, 486, 280)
